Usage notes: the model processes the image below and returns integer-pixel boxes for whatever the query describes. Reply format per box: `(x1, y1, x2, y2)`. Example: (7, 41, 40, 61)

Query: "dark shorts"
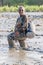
(8, 32, 15, 40)
(8, 32, 26, 40)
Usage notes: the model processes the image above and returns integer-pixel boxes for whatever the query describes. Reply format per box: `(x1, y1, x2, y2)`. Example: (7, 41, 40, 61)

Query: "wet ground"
(0, 12, 43, 65)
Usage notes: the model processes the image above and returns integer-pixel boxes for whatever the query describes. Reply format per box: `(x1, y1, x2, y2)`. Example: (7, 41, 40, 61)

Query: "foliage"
(3, 0, 43, 6)
(0, 5, 43, 12)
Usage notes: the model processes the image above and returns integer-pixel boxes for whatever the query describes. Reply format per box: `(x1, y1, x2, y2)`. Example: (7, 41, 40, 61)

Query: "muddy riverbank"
(0, 12, 43, 65)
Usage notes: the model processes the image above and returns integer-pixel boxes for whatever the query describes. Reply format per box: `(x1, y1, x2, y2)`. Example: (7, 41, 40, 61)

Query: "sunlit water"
(0, 12, 43, 65)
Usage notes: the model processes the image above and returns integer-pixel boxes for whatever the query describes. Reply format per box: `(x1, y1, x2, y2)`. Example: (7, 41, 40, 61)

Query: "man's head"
(18, 6, 25, 15)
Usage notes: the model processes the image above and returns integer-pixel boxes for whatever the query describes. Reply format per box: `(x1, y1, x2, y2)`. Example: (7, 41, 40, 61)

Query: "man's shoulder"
(17, 16, 20, 19)
(17, 17, 20, 21)
(23, 15, 28, 18)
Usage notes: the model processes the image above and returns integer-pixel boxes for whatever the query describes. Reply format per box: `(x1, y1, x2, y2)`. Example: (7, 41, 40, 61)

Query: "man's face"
(19, 7, 25, 15)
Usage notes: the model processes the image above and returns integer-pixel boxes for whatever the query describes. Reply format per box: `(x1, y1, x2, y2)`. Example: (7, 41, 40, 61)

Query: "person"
(7, 6, 28, 48)
(26, 16, 35, 38)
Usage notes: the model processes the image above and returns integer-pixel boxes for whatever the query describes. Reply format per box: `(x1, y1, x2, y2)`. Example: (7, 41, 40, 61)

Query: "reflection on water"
(0, 12, 43, 65)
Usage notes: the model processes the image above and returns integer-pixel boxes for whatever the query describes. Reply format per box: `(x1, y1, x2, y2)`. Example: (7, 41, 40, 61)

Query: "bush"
(24, 5, 30, 12)
(0, 7, 3, 12)
(30, 6, 39, 12)
(25, 5, 39, 12)
(2, 6, 10, 12)
(0, 5, 43, 12)
(10, 6, 18, 12)
(39, 5, 43, 11)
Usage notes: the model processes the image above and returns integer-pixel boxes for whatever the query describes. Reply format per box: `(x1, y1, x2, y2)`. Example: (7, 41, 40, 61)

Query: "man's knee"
(19, 40, 25, 48)
(8, 32, 15, 40)
(7, 34, 12, 40)
(7, 34, 14, 48)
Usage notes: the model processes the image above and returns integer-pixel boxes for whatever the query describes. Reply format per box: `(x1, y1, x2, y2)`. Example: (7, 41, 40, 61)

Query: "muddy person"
(7, 6, 28, 48)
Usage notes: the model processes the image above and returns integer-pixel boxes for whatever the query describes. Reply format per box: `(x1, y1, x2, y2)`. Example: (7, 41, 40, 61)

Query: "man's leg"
(18, 40, 25, 48)
(7, 33, 15, 48)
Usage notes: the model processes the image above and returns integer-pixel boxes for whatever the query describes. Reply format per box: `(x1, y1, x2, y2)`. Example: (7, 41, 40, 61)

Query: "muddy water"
(0, 12, 43, 65)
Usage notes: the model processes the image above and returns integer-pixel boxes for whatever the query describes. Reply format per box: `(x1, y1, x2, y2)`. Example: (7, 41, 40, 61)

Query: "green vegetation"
(3, 0, 43, 6)
(0, 0, 43, 12)
(0, 5, 43, 12)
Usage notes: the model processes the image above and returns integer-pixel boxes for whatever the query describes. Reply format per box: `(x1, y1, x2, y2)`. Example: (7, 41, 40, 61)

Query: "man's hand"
(15, 31, 19, 36)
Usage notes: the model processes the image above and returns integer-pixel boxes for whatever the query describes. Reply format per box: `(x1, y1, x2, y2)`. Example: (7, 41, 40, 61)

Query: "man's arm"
(22, 16, 28, 29)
